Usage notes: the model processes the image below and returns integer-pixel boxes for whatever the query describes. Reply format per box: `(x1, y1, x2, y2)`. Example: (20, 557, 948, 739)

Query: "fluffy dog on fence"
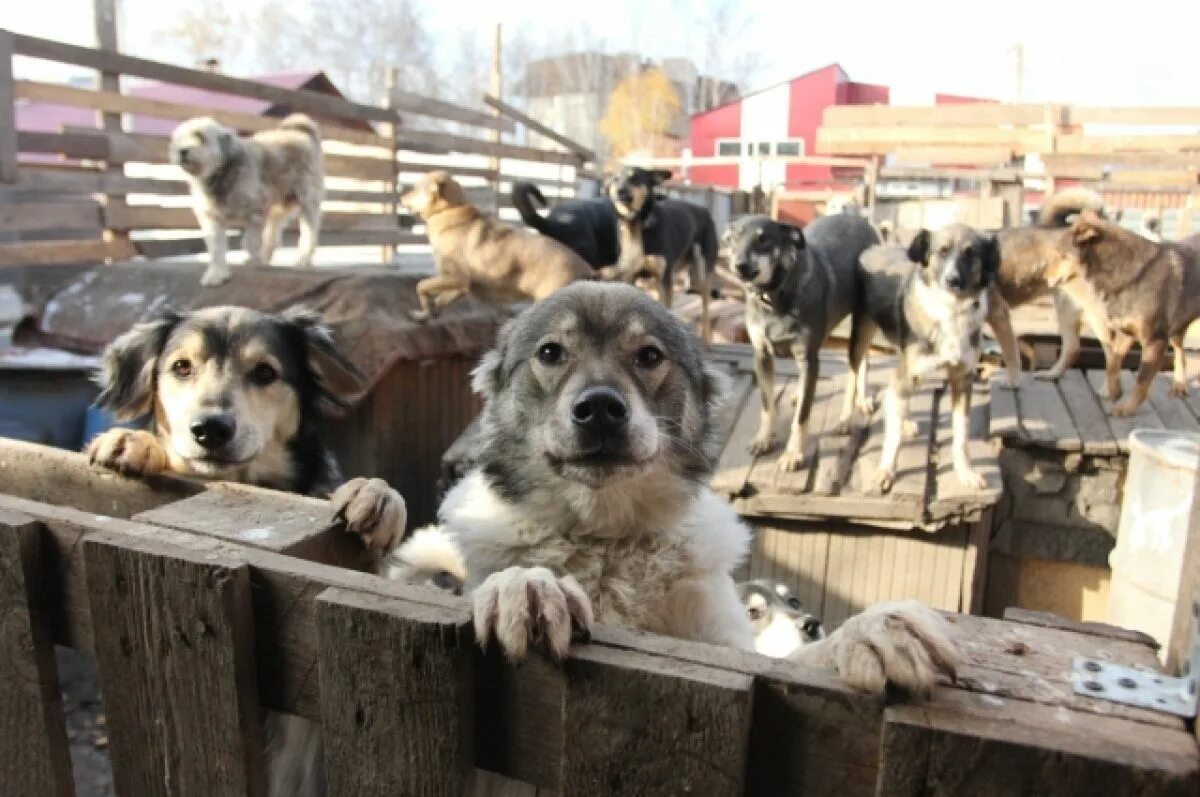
(737, 579, 826, 658)
(853, 224, 999, 493)
(393, 282, 959, 702)
(171, 115, 324, 287)
(722, 213, 880, 471)
(86, 306, 455, 797)
(401, 170, 593, 321)
(1043, 210, 1200, 416)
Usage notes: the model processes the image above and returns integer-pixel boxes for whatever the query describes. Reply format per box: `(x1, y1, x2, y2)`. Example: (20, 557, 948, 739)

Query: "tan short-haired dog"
(401, 170, 593, 320)
(171, 115, 324, 287)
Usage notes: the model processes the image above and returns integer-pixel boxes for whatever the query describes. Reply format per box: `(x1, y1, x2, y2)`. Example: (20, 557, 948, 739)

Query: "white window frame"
(716, 138, 742, 157)
(774, 139, 805, 157)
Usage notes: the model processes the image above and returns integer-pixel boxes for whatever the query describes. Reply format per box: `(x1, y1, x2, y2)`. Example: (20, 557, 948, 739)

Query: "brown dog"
(401, 170, 593, 320)
(1045, 209, 1200, 416)
(985, 190, 1113, 386)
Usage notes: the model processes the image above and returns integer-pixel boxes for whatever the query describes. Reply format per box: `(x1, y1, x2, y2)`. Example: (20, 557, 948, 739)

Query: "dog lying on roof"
(394, 282, 960, 696)
(85, 305, 456, 797)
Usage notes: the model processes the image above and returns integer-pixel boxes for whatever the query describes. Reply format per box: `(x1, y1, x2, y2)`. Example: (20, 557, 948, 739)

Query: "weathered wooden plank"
(560, 644, 751, 796)
(1086, 369, 1164, 452)
(390, 89, 513, 133)
(316, 588, 473, 797)
(891, 383, 938, 500)
(930, 387, 1002, 518)
(810, 372, 853, 495)
(1057, 369, 1119, 456)
(133, 229, 423, 259)
(745, 378, 803, 492)
(104, 204, 398, 232)
(398, 127, 581, 166)
(879, 692, 1198, 796)
(711, 372, 753, 462)
(1002, 607, 1159, 648)
(1146, 374, 1200, 433)
(712, 375, 778, 498)
(0, 200, 102, 232)
(12, 31, 397, 125)
(823, 103, 1054, 128)
(1019, 377, 1081, 450)
(988, 376, 1022, 442)
(483, 94, 594, 161)
(0, 31, 18, 183)
(14, 79, 388, 148)
(83, 533, 267, 796)
(0, 237, 137, 267)
(0, 511, 74, 797)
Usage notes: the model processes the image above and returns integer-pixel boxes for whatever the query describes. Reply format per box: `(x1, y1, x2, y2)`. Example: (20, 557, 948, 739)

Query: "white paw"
(902, 419, 919, 440)
(330, 477, 407, 554)
(867, 468, 894, 495)
(200, 266, 231, 287)
(826, 601, 961, 696)
(956, 467, 987, 490)
(748, 432, 776, 456)
(87, 429, 168, 477)
(1032, 369, 1061, 382)
(777, 447, 806, 472)
(473, 566, 594, 662)
(856, 394, 878, 418)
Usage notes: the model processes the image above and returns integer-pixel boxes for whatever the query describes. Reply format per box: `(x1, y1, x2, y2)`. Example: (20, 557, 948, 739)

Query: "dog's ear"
(94, 310, 183, 421)
(907, 229, 931, 264)
(217, 128, 236, 161)
(980, 234, 1001, 285)
(281, 307, 364, 413)
(1072, 211, 1103, 247)
(471, 316, 519, 397)
(782, 223, 806, 251)
(652, 169, 673, 185)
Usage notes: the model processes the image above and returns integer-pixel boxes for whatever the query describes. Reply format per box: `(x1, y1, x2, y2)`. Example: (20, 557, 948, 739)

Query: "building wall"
(784, 65, 842, 186)
(740, 81, 792, 190)
(688, 101, 740, 188)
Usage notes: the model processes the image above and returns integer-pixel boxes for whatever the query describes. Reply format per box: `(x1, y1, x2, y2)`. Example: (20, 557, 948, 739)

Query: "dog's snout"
(944, 271, 964, 290)
(735, 260, 757, 279)
(176, 147, 191, 163)
(190, 414, 235, 450)
(617, 187, 633, 203)
(801, 617, 823, 637)
(571, 386, 629, 432)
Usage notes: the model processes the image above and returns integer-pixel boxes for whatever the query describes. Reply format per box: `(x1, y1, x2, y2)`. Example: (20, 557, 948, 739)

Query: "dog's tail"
(279, 113, 322, 142)
(1038, 187, 1104, 228)
(512, 181, 551, 234)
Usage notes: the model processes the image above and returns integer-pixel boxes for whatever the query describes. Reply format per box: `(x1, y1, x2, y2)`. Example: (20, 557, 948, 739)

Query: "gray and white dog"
(170, 115, 324, 287)
(853, 224, 999, 493)
(737, 579, 825, 658)
(724, 214, 880, 470)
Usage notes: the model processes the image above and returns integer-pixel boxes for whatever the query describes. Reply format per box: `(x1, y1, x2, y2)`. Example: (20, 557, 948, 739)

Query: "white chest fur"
(910, 278, 988, 377)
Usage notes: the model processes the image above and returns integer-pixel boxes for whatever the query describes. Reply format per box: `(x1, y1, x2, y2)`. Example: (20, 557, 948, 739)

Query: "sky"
(5, 0, 1200, 107)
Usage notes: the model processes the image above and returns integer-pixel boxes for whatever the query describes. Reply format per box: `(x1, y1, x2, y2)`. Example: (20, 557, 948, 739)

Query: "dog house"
(25, 261, 503, 527)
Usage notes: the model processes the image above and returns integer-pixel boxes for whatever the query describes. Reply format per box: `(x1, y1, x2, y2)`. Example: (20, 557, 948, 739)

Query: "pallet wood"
(1086, 370, 1164, 452)
(712, 374, 769, 497)
(988, 379, 1021, 442)
(1146, 375, 1200, 433)
(398, 127, 581, 167)
(83, 532, 267, 797)
(0, 511, 74, 797)
(483, 94, 594, 161)
(0, 31, 17, 184)
(1017, 377, 1080, 450)
(560, 644, 752, 796)
(11, 31, 397, 125)
(1056, 370, 1119, 456)
(929, 390, 1002, 520)
(316, 588, 473, 797)
(0, 237, 137, 266)
(0, 200, 102, 232)
(103, 204, 398, 232)
(390, 89, 513, 134)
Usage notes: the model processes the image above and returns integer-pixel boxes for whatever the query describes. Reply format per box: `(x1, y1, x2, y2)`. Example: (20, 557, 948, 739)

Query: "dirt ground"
(57, 647, 114, 797)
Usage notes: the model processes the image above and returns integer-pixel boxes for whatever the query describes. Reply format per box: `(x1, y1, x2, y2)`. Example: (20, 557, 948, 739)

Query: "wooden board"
(316, 588, 473, 797)
(0, 32, 18, 184)
(560, 644, 751, 796)
(0, 200, 102, 233)
(83, 532, 267, 797)
(1057, 370, 1119, 456)
(929, 387, 1002, 519)
(1146, 375, 1200, 433)
(1086, 370, 1164, 452)
(0, 510, 74, 797)
(483, 94, 595, 161)
(1016, 377, 1080, 450)
(0, 238, 137, 267)
(390, 89, 514, 134)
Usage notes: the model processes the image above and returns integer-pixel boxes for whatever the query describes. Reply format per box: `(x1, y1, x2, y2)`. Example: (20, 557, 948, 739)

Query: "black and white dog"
(853, 224, 999, 493)
(723, 214, 880, 471)
(602, 167, 718, 339)
(511, 181, 620, 269)
(737, 579, 825, 658)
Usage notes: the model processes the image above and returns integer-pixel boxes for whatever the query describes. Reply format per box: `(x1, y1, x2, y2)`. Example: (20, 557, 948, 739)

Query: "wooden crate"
(1, 436, 1196, 796)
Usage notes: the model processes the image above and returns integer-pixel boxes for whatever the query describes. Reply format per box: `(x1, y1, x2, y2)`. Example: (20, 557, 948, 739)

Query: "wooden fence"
(0, 29, 592, 268)
(1, 436, 1197, 796)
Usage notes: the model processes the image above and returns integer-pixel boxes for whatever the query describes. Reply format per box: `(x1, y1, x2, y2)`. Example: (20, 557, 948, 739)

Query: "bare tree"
(162, 1, 237, 67)
(675, 0, 764, 108)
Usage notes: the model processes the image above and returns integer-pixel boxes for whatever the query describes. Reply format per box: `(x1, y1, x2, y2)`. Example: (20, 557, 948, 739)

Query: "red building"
(687, 64, 888, 192)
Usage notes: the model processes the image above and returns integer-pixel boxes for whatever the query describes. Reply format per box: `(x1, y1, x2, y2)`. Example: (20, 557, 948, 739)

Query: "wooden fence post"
(0, 31, 18, 184)
(488, 23, 502, 203)
(316, 588, 474, 797)
(94, 0, 131, 260)
(382, 66, 399, 264)
(84, 533, 267, 797)
(0, 511, 74, 797)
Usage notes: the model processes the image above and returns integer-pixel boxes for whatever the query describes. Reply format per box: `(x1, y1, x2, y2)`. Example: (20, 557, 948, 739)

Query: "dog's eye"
(938, 246, 952, 257)
(747, 607, 765, 621)
(170, 359, 193, 379)
(249, 363, 279, 386)
(536, 342, 565, 366)
(633, 345, 664, 369)
(787, 596, 802, 610)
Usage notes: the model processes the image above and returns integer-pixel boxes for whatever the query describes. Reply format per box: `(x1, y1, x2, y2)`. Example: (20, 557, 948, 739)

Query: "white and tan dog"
(396, 282, 961, 699)
(171, 115, 324, 287)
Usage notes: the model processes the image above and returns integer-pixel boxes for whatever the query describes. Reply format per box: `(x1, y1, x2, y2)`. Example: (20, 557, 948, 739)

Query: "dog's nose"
(176, 147, 191, 163)
(617, 188, 633, 203)
(944, 272, 964, 290)
(735, 261, 757, 280)
(571, 386, 629, 433)
(801, 617, 823, 638)
(190, 414, 235, 450)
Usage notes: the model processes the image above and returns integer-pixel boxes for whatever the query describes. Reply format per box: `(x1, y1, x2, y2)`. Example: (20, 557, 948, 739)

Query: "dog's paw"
(1171, 380, 1189, 399)
(956, 467, 987, 490)
(866, 468, 894, 495)
(856, 395, 878, 418)
(902, 419, 919, 440)
(408, 308, 433, 323)
(200, 266, 232, 287)
(1031, 369, 1061, 382)
(330, 477, 407, 554)
(748, 432, 776, 456)
(473, 566, 593, 662)
(832, 416, 853, 435)
(777, 448, 806, 472)
(1107, 380, 1124, 402)
(824, 601, 961, 697)
(87, 429, 169, 477)
(1111, 399, 1140, 418)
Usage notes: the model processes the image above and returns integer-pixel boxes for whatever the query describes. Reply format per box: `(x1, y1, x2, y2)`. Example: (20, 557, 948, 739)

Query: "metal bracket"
(1071, 600, 1200, 719)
